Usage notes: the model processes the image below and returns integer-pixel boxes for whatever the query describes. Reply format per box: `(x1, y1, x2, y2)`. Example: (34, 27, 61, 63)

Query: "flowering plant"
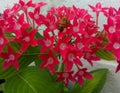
(0, 0, 119, 93)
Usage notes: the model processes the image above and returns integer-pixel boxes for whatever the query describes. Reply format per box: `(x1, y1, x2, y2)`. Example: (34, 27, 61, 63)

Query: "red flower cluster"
(104, 7, 120, 72)
(0, 0, 119, 86)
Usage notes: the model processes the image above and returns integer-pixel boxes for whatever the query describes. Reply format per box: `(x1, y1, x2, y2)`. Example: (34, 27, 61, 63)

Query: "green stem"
(18, 52, 48, 56)
(96, 13, 99, 27)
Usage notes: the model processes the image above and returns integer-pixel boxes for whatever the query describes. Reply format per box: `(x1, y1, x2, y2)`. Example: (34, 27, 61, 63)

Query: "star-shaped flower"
(89, 2, 108, 15)
(29, 8, 45, 25)
(54, 36, 70, 59)
(74, 68, 93, 86)
(63, 48, 82, 71)
(5, 14, 30, 38)
(56, 71, 76, 86)
(15, 28, 38, 52)
(37, 32, 54, 53)
(0, 46, 21, 70)
(39, 51, 59, 74)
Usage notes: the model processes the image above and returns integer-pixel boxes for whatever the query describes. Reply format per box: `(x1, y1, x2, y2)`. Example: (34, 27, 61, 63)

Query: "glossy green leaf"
(72, 69, 108, 93)
(4, 67, 62, 93)
(96, 49, 115, 60)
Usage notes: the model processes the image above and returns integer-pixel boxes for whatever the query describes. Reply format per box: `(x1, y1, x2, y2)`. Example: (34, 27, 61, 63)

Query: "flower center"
(78, 71, 84, 76)
(86, 53, 91, 59)
(68, 53, 74, 61)
(49, 25, 54, 30)
(34, 13, 39, 19)
(8, 54, 15, 61)
(45, 39, 52, 47)
(108, 26, 115, 33)
(23, 36, 30, 42)
(14, 23, 21, 30)
(0, 37, 4, 45)
(113, 42, 120, 49)
(47, 57, 54, 64)
(63, 73, 69, 78)
(73, 26, 79, 32)
(96, 8, 101, 12)
(77, 43, 84, 50)
(60, 43, 67, 50)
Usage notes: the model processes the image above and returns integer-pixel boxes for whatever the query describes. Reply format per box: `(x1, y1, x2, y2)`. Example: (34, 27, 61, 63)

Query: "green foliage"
(0, 83, 4, 92)
(4, 67, 62, 93)
(96, 49, 115, 60)
(72, 69, 108, 93)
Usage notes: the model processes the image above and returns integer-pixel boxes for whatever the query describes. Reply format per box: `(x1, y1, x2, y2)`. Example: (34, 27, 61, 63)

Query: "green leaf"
(96, 49, 115, 60)
(72, 69, 108, 93)
(0, 83, 5, 92)
(63, 86, 69, 93)
(36, 32, 43, 38)
(4, 67, 62, 93)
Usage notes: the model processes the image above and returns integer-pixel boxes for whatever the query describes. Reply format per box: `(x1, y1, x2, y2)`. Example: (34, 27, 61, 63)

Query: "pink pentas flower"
(85, 20, 98, 36)
(69, 18, 86, 37)
(73, 6, 92, 22)
(0, 29, 8, 53)
(39, 51, 59, 74)
(29, 8, 45, 25)
(63, 48, 82, 71)
(104, 20, 116, 36)
(83, 51, 100, 66)
(57, 6, 75, 20)
(43, 13, 58, 33)
(89, 2, 108, 15)
(105, 32, 120, 61)
(49, 6, 75, 21)
(3, 3, 21, 18)
(74, 36, 91, 52)
(5, 13, 30, 38)
(37, 32, 54, 53)
(74, 68, 93, 86)
(35, 2, 47, 9)
(19, 0, 36, 10)
(15, 28, 38, 52)
(104, 7, 118, 26)
(54, 36, 70, 59)
(105, 7, 117, 15)
(0, 45, 21, 70)
(56, 71, 76, 86)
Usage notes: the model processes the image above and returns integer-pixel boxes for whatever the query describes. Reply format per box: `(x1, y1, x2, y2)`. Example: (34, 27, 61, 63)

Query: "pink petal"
(29, 12, 34, 19)
(49, 65, 54, 74)
(13, 61, 19, 70)
(21, 44, 29, 52)
(84, 72, 93, 80)
(96, 2, 101, 8)
(31, 40, 38, 46)
(78, 77, 84, 86)
(3, 61, 11, 70)
(116, 60, 120, 72)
